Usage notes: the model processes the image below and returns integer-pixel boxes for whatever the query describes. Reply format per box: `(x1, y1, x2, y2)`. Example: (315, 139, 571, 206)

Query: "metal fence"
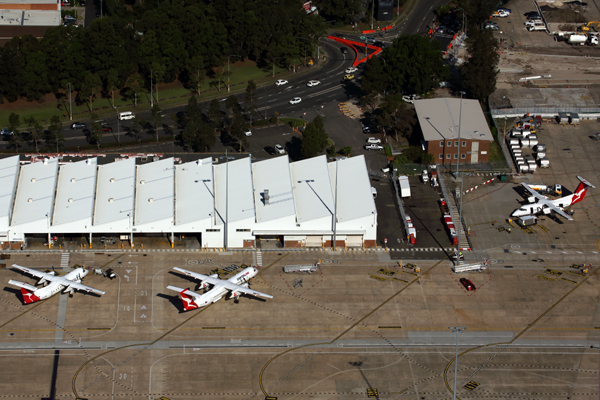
(491, 107, 600, 118)
(391, 172, 409, 241)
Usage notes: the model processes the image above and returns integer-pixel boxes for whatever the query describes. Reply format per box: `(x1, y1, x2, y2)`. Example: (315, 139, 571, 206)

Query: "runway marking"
(442, 265, 600, 399)
(258, 256, 448, 397)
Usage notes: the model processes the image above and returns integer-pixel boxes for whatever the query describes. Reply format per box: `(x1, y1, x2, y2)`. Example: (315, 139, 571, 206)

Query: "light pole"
(455, 91, 465, 262)
(333, 160, 338, 251)
(456, 8, 466, 38)
(371, 0, 374, 29)
(227, 54, 241, 92)
(449, 326, 466, 400)
(67, 82, 72, 121)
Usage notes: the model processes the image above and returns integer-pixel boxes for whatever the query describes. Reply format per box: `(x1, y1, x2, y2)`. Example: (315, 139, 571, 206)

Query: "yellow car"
(343, 74, 354, 81)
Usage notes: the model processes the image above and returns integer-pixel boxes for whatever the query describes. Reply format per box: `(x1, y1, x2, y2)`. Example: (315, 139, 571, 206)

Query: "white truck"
(526, 21, 547, 32)
(398, 175, 411, 198)
(568, 34, 588, 45)
(283, 261, 321, 274)
(421, 170, 429, 184)
(452, 260, 489, 274)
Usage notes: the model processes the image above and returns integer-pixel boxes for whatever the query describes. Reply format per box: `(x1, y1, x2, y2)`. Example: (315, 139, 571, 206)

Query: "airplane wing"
(64, 281, 105, 296)
(219, 281, 273, 299)
(166, 285, 202, 299)
(521, 184, 573, 221)
(12, 264, 59, 282)
(173, 267, 224, 287)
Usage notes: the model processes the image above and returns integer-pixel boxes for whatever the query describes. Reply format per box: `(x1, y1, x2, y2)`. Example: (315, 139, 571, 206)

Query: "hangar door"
(346, 235, 363, 247)
(470, 142, 479, 163)
(305, 236, 322, 247)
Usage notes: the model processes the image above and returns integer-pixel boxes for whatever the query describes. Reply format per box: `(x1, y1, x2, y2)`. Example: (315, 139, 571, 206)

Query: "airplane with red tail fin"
(8, 264, 105, 304)
(167, 266, 272, 311)
(512, 176, 595, 221)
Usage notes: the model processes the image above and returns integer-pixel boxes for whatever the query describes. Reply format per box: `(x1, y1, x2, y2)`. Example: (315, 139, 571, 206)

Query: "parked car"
(102, 126, 113, 132)
(289, 97, 302, 105)
(340, 47, 349, 54)
(264, 146, 276, 155)
(524, 11, 539, 17)
(364, 144, 383, 151)
(485, 24, 500, 30)
(1, 128, 13, 136)
(275, 79, 288, 86)
(402, 94, 422, 104)
(275, 144, 285, 154)
(307, 80, 321, 87)
(460, 278, 476, 291)
(71, 122, 85, 129)
(345, 67, 358, 74)
(244, 129, 252, 136)
(343, 74, 354, 81)
(362, 126, 371, 133)
(366, 137, 381, 144)
(498, 7, 511, 13)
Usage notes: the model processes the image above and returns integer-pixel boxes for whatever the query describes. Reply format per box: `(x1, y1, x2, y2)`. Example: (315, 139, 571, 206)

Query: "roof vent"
(148, 198, 154, 202)
(264, 189, 270, 205)
(70, 178, 76, 183)
(68, 198, 73, 202)
(108, 198, 114, 202)
(110, 178, 115, 183)
(31, 178, 36, 183)
(140, 180, 145, 185)
(27, 198, 33, 203)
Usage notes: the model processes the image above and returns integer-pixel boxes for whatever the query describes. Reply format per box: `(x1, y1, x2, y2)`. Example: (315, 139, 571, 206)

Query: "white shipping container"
(536, 144, 546, 152)
(528, 134, 537, 140)
(520, 138, 530, 147)
(529, 138, 538, 146)
(519, 164, 530, 173)
(515, 156, 524, 163)
(521, 129, 532, 137)
(398, 175, 411, 198)
(509, 138, 520, 145)
(513, 150, 523, 157)
(539, 158, 550, 168)
(536, 151, 546, 159)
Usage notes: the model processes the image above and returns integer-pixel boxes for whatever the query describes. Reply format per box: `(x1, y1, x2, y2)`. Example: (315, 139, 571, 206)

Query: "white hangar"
(0, 154, 378, 250)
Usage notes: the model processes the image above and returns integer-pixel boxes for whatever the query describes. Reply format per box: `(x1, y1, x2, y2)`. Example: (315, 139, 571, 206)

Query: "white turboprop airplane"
(8, 264, 105, 304)
(511, 176, 595, 221)
(167, 266, 273, 311)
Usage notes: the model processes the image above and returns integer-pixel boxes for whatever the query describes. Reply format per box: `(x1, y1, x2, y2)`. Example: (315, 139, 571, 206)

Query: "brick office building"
(414, 98, 494, 165)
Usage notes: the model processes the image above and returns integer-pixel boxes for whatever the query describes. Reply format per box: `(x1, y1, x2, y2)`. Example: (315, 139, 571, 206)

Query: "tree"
(461, 28, 499, 101)
(360, 57, 387, 104)
(8, 113, 22, 153)
(130, 119, 143, 143)
(88, 114, 103, 149)
(374, 94, 417, 141)
(208, 99, 223, 129)
(185, 55, 205, 95)
(124, 73, 145, 107)
(230, 112, 248, 142)
(24, 116, 43, 153)
(225, 95, 240, 115)
(244, 80, 256, 115)
(150, 61, 166, 103)
(79, 73, 102, 113)
(181, 119, 216, 152)
(46, 115, 64, 152)
(105, 68, 119, 107)
(362, 35, 449, 97)
(339, 146, 352, 157)
(301, 115, 328, 158)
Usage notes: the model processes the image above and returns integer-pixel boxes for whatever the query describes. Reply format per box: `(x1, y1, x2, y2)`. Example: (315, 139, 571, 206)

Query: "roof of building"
(252, 156, 295, 223)
(0, 9, 60, 26)
(94, 158, 135, 226)
(53, 158, 97, 226)
(11, 158, 58, 226)
(290, 155, 334, 223)
(414, 98, 494, 142)
(134, 158, 174, 226)
(175, 158, 214, 226)
(214, 157, 255, 224)
(0, 156, 19, 222)
(328, 155, 375, 223)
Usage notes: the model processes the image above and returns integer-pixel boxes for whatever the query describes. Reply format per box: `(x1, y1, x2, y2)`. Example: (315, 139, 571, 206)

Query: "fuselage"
(512, 187, 585, 218)
(34, 268, 88, 300)
(192, 267, 257, 307)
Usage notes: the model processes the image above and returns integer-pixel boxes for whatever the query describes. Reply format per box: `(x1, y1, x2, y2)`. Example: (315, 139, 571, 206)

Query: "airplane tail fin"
(8, 280, 41, 304)
(167, 285, 199, 311)
(571, 177, 596, 205)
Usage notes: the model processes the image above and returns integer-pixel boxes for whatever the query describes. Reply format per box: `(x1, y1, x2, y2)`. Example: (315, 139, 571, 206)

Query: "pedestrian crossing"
(60, 252, 70, 268)
(256, 250, 263, 267)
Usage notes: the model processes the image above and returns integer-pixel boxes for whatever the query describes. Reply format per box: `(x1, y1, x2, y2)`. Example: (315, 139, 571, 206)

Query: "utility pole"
(371, 0, 374, 29)
(67, 82, 72, 121)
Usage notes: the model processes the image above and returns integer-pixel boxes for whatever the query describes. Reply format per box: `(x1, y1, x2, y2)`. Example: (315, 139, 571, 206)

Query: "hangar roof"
(252, 156, 295, 223)
(414, 98, 494, 142)
(214, 157, 255, 224)
(175, 158, 214, 225)
(94, 158, 135, 226)
(53, 158, 97, 226)
(290, 155, 334, 223)
(0, 156, 19, 222)
(135, 158, 174, 226)
(328, 155, 375, 222)
(11, 158, 58, 226)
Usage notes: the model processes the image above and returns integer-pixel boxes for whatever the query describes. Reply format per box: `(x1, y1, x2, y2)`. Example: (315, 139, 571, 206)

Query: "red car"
(460, 278, 476, 291)
(102, 126, 113, 132)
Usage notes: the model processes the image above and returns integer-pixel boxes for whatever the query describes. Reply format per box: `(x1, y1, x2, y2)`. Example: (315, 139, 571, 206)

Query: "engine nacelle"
(543, 208, 552, 215)
(527, 196, 536, 203)
(38, 278, 47, 286)
(230, 291, 241, 299)
(63, 287, 74, 295)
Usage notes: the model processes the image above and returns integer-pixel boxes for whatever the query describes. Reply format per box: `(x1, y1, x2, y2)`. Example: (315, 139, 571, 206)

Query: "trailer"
(539, 158, 550, 168)
(443, 213, 458, 245)
(421, 170, 429, 184)
(452, 260, 490, 274)
(518, 215, 537, 226)
(398, 175, 411, 198)
(430, 168, 439, 188)
(283, 261, 322, 274)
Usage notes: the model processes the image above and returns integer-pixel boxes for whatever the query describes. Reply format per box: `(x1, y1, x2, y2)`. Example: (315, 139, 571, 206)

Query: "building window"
(461, 154, 466, 159)
(440, 141, 444, 147)
(447, 141, 452, 147)
(236, 229, 251, 232)
(439, 154, 444, 159)
(454, 141, 459, 147)
(206, 229, 220, 232)
(446, 154, 451, 159)
(454, 154, 458, 159)
(462, 141, 467, 147)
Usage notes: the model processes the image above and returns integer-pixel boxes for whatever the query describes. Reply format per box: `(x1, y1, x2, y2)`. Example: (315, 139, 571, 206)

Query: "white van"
(119, 111, 135, 121)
